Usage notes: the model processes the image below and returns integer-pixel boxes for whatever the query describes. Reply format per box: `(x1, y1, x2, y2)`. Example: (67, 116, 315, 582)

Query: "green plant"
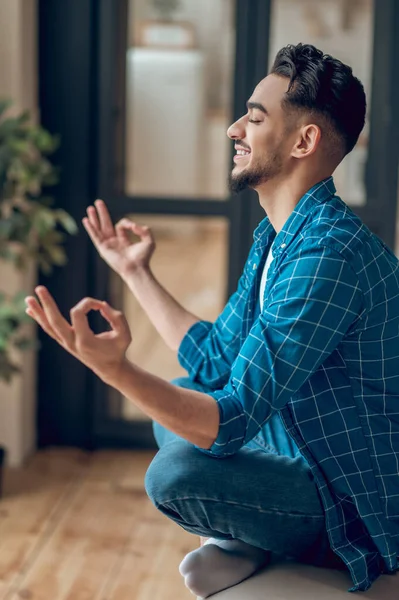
(0, 99, 77, 382)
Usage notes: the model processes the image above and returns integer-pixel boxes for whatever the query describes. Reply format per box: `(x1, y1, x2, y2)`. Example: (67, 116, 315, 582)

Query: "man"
(26, 43, 399, 597)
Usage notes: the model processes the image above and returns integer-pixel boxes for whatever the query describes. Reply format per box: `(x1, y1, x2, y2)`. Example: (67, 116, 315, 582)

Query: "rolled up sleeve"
(200, 245, 364, 457)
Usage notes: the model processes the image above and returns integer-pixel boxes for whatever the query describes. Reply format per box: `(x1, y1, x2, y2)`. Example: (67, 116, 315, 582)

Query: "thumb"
(100, 302, 128, 333)
(127, 221, 154, 243)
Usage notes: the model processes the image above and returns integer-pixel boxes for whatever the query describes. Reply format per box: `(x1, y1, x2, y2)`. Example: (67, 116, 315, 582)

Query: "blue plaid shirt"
(178, 177, 399, 592)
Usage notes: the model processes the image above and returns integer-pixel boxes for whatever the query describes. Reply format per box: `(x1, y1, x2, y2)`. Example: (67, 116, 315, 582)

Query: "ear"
(291, 124, 321, 159)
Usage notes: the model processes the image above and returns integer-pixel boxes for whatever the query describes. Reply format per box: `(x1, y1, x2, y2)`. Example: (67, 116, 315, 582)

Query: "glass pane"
(107, 215, 228, 421)
(124, 0, 236, 199)
(270, 0, 373, 206)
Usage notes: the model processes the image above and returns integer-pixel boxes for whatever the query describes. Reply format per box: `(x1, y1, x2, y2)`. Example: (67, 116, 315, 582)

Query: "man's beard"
(228, 153, 283, 194)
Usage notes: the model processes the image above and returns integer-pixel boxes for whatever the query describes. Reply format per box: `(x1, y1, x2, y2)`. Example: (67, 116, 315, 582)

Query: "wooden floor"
(0, 449, 198, 600)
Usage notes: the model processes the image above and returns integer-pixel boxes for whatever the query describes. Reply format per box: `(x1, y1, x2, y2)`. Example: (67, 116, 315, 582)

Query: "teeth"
(237, 150, 250, 155)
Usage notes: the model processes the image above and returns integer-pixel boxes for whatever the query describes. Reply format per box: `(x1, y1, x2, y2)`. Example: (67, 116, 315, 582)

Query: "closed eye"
(248, 119, 262, 124)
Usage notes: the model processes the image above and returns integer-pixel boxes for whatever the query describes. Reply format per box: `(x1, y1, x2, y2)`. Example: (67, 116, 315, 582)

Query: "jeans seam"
(160, 496, 325, 520)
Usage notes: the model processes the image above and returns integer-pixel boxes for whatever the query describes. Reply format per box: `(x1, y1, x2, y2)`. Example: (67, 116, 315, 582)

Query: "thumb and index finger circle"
(70, 297, 104, 334)
(116, 219, 154, 243)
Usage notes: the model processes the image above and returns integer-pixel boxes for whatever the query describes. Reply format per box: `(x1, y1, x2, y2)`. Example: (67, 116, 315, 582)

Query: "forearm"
(121, 267, 200, 351)
(106, 359, 220, 448)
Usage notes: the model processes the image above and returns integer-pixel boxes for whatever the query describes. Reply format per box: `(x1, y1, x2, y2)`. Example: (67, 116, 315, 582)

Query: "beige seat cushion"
(207, 562, 398, 599)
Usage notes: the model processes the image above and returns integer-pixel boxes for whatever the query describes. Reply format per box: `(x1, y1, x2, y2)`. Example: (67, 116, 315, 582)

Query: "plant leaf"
(55, 209, 78, 235)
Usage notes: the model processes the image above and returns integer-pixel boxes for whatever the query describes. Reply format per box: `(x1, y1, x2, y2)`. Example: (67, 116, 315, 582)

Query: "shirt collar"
(253, 177, 336, 256)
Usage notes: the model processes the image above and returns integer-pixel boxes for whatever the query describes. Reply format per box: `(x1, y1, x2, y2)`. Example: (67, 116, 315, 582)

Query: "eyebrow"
(246, 101, 268, 115)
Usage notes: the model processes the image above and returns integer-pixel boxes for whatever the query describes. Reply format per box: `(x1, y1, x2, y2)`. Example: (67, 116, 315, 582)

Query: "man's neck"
(256, 172, 332, 233)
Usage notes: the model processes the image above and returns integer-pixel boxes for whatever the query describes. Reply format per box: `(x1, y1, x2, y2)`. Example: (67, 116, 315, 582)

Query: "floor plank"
(105, 500, 195, 600)
(1, 450, 196, 600)
(0, 450, 87, 599)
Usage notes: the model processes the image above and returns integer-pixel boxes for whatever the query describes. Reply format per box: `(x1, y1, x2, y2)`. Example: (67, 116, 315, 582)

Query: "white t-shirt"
(259, 246, 274, 311)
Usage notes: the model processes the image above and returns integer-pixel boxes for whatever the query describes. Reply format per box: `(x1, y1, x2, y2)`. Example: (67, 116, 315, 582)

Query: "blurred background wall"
(0, 0, 38, 466)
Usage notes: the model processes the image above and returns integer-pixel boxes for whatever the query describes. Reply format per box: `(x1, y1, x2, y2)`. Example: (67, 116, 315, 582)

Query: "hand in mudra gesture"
(83, 200, 155, 277)
(25, 287, 131, 382)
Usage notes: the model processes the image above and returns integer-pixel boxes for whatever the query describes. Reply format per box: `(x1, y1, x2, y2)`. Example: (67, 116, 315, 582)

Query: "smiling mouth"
(234, 149, 251, 162)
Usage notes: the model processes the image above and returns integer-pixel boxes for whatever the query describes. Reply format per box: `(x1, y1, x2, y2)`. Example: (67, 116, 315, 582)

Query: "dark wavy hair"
(271, 44, 366, 156)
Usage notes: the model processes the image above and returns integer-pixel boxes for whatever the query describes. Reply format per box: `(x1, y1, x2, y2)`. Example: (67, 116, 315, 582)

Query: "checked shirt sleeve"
(177, 245, 256, 388)
(202, 244, 364, 456)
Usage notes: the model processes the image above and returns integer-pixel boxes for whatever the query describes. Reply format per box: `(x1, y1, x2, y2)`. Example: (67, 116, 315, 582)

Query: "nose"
(227, 115, 246, 140)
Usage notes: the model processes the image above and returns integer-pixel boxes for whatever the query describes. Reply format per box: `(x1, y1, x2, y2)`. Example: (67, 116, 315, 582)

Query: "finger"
(94, 199, 114, 237)
(70, 297, 105, 340)
(120, 220, 154, 244)
(115, 218, 134, 243)
(86, 205, 101, 231)
(99, 302, 129, 334)
(25, 298, 62, 343)
(26, 308, 59, 342)
(96, 330, 117, 340)
(35, 287, 74, 346)
(85, 207, 104, 242)
(82, 217, 103, 246)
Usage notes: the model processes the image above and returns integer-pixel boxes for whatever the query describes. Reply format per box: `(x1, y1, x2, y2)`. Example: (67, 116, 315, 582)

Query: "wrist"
(120, 264, 152, 283)
(101, 357, 132, 387)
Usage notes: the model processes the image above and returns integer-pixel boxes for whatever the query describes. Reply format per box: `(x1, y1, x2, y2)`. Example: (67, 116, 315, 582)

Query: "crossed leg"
(145, 421, 342, 597)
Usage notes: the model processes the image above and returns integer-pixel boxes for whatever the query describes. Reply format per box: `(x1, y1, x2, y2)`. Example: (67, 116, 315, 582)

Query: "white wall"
(129, 0, 235, 111)
(269, 0, 373, 207)
(269, 0, 373, 97)
(0, 0, 38, 467)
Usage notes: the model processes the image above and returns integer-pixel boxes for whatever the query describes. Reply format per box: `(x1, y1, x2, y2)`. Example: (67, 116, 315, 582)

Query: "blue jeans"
(145, 377, 345, 570)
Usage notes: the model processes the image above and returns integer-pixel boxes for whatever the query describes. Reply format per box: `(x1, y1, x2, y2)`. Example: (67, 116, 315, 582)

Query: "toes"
(179, 549, 203, 577)
(183, 570, 207, 597)
(179, 548, 214, 597)
(179, 544, 227, 578)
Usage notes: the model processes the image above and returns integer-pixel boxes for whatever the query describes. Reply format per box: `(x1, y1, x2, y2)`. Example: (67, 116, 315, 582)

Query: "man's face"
(228, 74, 295, 194)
